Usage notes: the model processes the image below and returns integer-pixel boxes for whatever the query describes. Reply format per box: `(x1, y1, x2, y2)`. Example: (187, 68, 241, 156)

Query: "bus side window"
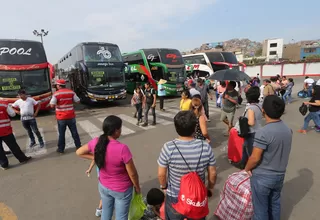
(151, 66, 164, 81)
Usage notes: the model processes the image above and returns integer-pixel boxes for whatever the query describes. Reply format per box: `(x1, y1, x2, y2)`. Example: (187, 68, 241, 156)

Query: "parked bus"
(183, 52, 240, 78)
(0, 39, 53, 110)
(122, 48, 186, 96)
(56, 42, 127, 103)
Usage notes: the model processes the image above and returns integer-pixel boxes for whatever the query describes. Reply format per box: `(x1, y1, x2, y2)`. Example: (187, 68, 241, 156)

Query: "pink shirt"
(88, 138, 133, 192)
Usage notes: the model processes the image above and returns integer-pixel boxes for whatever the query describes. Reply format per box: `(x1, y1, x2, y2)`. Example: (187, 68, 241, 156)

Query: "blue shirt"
(158, 139, 216, 198)
(157, 84, 166, 96)
(253, 121, 292, 175)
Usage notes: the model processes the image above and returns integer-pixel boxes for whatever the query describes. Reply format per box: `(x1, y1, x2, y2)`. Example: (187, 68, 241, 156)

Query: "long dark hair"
(94, 115, 122, 169)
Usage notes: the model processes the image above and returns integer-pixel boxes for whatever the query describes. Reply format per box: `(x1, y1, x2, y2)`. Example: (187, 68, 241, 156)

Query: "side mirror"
(124, 64, 131, 74)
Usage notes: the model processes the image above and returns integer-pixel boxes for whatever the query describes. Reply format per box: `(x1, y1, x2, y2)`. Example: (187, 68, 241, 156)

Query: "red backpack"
(172, 141, 209, 219)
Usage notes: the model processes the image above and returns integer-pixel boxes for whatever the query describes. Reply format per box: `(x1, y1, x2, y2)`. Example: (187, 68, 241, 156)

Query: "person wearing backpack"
(157, 111, 217, 220)
(142, 82, 157, 127)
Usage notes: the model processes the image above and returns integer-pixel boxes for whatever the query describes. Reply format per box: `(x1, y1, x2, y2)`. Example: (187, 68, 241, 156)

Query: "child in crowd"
(86, 160, 103, 217)
(142, 188, 165, 220)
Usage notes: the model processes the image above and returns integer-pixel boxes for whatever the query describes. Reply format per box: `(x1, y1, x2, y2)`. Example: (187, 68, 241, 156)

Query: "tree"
(255, 47, 263, 56)
(306, 54, 320, 60)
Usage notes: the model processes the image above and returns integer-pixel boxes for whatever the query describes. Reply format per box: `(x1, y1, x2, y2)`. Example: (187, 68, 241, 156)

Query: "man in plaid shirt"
(245, 95, 292, 220)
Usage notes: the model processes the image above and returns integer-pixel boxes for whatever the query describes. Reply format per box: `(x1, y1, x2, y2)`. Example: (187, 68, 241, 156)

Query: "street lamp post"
(33, 29, 49, 44)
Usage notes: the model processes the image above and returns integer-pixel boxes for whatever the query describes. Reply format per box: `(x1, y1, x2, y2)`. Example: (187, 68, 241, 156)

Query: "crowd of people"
(74, 74, 312, 220)
(1, 73, 319, 219)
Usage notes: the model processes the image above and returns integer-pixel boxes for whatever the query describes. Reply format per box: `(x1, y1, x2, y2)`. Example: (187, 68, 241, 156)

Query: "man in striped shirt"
(158, 111, 217, 219)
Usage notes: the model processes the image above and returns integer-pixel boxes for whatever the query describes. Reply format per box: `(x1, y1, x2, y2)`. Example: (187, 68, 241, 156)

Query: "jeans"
(307, 86, 313, 97)
(202, 100, 209, 119)
(57, 118, 81, 152)
(302, 112, 320, 130)
(144, 104, 156, 124)
(250, 173, 285, 220)
(159, 96, 164, 110)
(135, 103, 143, 122)
(165, 196, 206, 220)
(0, 133, 29, 168)
(22, 119, 44, 144)
(98, 183, 133, 220)
(282, 91, 292, 104)
(215, 91, 220, 107)
(240, 133, 255, 166)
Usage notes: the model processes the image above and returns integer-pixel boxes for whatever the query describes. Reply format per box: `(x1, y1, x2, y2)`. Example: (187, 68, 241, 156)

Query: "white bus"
(183, 52, 241, 78)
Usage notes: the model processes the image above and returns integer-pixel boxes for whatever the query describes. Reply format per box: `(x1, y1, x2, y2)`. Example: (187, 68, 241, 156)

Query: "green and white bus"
(122, 48, 186, 96)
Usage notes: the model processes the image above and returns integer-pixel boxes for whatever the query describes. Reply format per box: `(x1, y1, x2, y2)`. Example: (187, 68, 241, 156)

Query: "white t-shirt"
(304, 78, 314, 86)
(12, 97, 38, 121)
(189, 88, 201, 97)
(259, 85, 265, 101)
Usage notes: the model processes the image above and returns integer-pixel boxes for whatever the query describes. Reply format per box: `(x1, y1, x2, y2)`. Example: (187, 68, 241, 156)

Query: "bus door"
(144, 49, 161, 82)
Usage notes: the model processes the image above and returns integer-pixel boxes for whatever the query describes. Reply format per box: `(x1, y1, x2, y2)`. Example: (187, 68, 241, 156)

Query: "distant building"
(283, 43, 301, 61)
(300, 42, 320, 59)
(262, 38, 284, 62)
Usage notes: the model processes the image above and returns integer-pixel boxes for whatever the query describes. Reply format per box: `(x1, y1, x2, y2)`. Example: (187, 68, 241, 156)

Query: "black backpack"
(299, 103, 308, 116)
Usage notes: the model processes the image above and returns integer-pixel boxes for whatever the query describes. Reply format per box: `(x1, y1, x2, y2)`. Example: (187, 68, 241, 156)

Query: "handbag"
(299, 103, 308, 116)
(238, 104, 262, 138)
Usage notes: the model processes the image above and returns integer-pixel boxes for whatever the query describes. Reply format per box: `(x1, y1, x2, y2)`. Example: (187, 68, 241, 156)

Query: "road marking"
(208, 106, 221, 113)
(25, 128, 48, 157)
(118, 114, 154, 130)
(78, 120, 101, 139)
(0, 203, 18, 219)
(54, 125, 74, 149)
(156, 111, 177, 120)
(165, 108, 180, 114)
(97, 117, 135, 136)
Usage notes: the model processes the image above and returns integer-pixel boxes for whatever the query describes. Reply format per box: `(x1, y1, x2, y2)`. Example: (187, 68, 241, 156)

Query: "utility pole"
(33, 29, 49, 44)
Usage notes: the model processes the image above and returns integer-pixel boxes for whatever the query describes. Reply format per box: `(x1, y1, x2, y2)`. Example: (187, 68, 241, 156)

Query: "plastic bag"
(128, 191, 147, 220)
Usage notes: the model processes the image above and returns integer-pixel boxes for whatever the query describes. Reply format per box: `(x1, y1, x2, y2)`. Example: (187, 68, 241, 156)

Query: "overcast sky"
(1, 0, 319, 63)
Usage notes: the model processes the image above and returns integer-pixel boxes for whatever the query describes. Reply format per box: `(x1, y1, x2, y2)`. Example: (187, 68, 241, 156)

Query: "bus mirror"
(124, 64, 131, 74)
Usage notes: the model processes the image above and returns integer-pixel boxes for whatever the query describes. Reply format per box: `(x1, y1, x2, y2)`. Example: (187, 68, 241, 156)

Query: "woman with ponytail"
(190, 97, 211, 143)
(76, 115, 141, 220)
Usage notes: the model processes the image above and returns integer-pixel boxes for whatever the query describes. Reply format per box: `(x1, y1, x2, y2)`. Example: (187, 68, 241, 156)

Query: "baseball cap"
(56, 79, 66, 85)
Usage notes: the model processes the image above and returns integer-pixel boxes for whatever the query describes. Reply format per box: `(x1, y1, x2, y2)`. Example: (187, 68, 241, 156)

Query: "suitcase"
(228, 127, 245, 164)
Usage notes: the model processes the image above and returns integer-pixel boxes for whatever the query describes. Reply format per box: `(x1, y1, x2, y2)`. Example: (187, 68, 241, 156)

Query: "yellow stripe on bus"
(0, 203, 18, 220)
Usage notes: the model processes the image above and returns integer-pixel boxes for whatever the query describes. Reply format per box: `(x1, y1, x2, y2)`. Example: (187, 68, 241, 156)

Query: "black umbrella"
(208, 69, 251, 81)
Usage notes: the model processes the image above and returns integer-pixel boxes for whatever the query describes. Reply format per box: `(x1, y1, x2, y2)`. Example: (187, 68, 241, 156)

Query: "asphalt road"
(0, 77, 319, 220)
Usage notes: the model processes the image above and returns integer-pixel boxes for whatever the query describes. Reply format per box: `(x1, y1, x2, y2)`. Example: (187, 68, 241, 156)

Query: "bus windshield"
(167, 68, 185, 83)
(0, 41, 47, 65)
(84, 45, 122, 63)
(158, 49, 184, 65)
(88, 67, 125, 89)
(0, 69, 51, 97)
(183, 55, 207, 65)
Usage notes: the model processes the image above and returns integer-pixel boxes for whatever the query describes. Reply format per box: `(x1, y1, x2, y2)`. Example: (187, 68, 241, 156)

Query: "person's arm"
(247, 109, 255, 126)
(49, 96, 57, 108)
(206, 145, 217, 191)
(244, 129, 266, 172)
(152, 90, 157, 107)
(224, 94, 238, 105)
(76, 144, 94, 160)
(6, 105, 16, 117)
(86, 160, 95, 175)
(125, 159, 141, 194)
(73, 93, 80, 104)
(305, 100, 320, 106)
(32, 99, 41, 117)
(263, 86, 269, 97)
(207, 85, 213, 100)
(158, 144, 170, 189)
(199, 115, 210, 142)
(11, 101, 20, 115)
